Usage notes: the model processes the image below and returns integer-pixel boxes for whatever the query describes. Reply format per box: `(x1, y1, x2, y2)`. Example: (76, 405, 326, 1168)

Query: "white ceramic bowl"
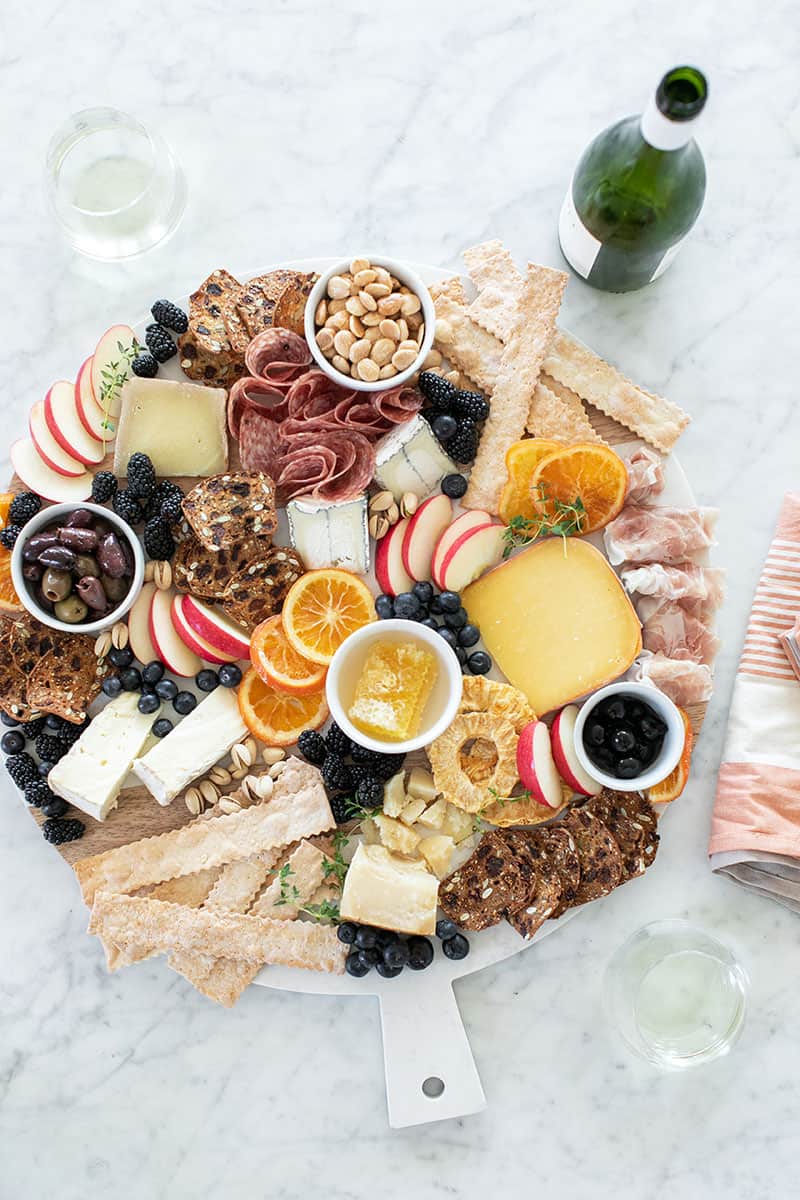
(304, 255, 436, 393)
(11, 501, 145, 636)
(572, 681, 685, 792)
(326, 618, 463, 755)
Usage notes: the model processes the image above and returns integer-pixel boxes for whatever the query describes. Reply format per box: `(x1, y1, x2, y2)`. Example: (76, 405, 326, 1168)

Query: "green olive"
(54, 595, 88, 624)
(74, 554, 100, 578)
(42, 568, 73, 603)
(101, 573, 128, 602)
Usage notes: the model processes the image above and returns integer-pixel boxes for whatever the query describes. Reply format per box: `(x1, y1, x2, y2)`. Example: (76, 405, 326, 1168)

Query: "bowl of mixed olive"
(11, 502, 144, 634)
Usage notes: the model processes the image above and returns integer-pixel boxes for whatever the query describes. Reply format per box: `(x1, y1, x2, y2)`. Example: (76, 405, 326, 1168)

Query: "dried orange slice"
(649, 708, 693, 804)
(0, 493, 23, 614)
(530, 442, 628, 534)
(250, 615, 327, 696)
(238, 667, 329, 745)
(282, 569, 375, 666)
(499, 439, 562, 524)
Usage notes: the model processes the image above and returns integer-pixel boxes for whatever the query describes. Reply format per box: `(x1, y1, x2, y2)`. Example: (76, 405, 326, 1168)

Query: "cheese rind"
(340, 843, 438, 935)
(463, 538, 642, 715)
(373, 415, 456, 500)
(286, 495, 369, 574)
(49, 693, 158, 821)
(113, 377, 228, 478)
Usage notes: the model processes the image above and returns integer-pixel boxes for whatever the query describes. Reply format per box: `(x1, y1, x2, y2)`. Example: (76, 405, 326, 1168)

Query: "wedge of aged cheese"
(48, 693, 158, 821)
(340, 843, 438, 935)
(418, 834, 455, 879)
(113, 377, 228, 478)
(463, 538, 642, 715)
(382, 771, 407, 818)
(132, 686, 248, 806)
(373, 415, 456, 500)
(286, 495, 369, 574)
(373, 813, 422, 855)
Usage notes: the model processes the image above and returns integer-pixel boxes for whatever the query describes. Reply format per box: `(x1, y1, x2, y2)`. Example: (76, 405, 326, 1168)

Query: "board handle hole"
(422, 1076, 445, 1099)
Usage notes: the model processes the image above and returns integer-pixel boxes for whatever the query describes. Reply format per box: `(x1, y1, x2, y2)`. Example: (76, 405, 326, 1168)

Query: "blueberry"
(375, 928, 399, 949)
(108, 646, 134, 669)
(436, 626, 458, 649)
(0, 712, 20, 728)
(337, 922, 359, 945)
(121, 667, 142, 692)
(141, 682, 156, 695)
(152, 717, 173, 738)
(420, 616, 440, 631)
(616, 757, 643, 779)
(155, 678, 178, 702)
(407, 936, 435, 970)
(456, 646, 468, 666)
(358, 947, 380, 968)
(137, 692, 160, 715)
(393, 592, 421, 620)
(442, 933, 470, 960)
(610, 725, 636, 754)
(436, 918, 459, 940)
(467, 651, 492, 675)
(585, 721, 606, 747)
(457, 623, 480, 648)
(45, 714, 64, 733)
(444, 606, 468, 629)
(429, 595, 442, 615)
(441, 473, 468, 500)
(412, 581, 434, 605)
(376, 960, 403, 978)
(432, 414, 458, 443)
(42, 797, 68, 818)
(142, 660, 165, 685)
(218, 664, 242, 688)
(1, 730, 25, 755)
(196, 669, 219, 693)
(38, 761, 54, 777)
(438, 590, 461, 614)
(102, 675, 123, 699)
(354, 926, 378, 950)
(383, 941, 409, 969)
(375, 594, 394, 619)
(345, 951, 371, 978)
(173, 691, 197, 716)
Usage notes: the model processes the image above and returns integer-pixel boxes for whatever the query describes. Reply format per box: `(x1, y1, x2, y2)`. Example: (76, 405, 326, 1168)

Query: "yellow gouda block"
(463, 538, 641, 715)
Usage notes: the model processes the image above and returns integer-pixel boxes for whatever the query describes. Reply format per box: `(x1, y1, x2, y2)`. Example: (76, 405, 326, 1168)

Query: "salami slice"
(228, 375, 288, 438)
(276, 429, 375, 503)
(373, 384, 422, 423)
(238, 408, 284, 475)
(244, 328, 312, 384)
(286, 369, 355, 424)
(332, 398, 394, 440)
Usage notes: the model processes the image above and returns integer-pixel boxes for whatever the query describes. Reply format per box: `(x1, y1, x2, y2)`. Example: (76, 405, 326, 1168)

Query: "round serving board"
(10, 259, 707, 1127)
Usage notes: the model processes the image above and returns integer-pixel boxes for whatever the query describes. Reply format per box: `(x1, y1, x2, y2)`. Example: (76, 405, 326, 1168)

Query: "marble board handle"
(378, 978, 486, 1127)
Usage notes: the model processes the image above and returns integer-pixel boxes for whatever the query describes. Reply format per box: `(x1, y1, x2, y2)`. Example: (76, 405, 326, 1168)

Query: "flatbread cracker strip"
(432, 295, 505, 393)
(429, 276, 469, 305)
(75, 758, 332, 904)
(544, 330, 689, 452)
(202, 853, 279, 913)
(249, 840, 327, 920)
(463, 241, 526, 342)
(89, 894, 346, 974)
(464, 263, 567, 514)
(104, 869, 222, 970)
(174, 957, 259, 1008)
(528, 377, 604, 444)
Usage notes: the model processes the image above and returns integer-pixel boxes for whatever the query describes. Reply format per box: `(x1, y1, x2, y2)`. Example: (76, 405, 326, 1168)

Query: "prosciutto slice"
(621, 562, 727, 605)
(631, 652, 713, 706)
(640, 603, 720, 665)
(621, 445, 665, 504)
(604, 506, 718, 565)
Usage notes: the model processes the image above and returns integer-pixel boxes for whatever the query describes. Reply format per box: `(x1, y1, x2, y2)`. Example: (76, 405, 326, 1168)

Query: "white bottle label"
(650, 236, 685, 281)
(558, 184, 601, 279)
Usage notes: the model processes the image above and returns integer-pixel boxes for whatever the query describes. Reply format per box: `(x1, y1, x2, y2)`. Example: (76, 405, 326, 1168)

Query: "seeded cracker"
(271, 272, 318, 337)
(439, 830, 530, 932)
(177, 269, 249, 384)
(27, 633, 111, 722)
(584, 790, 659, 883)
(528, 376, 604, 444)
(561, 808, 623, 906)
(464, 263, 568, 514)
(236, 270, 300, 339)
(173, 534, 266, 600)
(220, 546, 305, 630)
(182, 472, 277, 552)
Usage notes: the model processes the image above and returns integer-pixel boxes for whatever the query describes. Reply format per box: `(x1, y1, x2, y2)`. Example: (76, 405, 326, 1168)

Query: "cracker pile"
(173, 533, 304, 631)
(0, 615, 114, 724)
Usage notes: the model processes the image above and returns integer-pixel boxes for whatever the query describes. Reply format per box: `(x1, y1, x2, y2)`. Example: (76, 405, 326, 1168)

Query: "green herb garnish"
(487, 785, 534, 809)
(502, 485, 587, 558)
(97, 339, 140, 447)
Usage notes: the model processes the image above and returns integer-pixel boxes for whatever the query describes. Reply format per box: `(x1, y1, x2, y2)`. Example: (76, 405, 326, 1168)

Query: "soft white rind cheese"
(48, 693, 158, 822)
(132, 687, 248, 806)
(286, 494, 369, 574)
(340, 843, 438, 935)
(373, 415, 456, 500)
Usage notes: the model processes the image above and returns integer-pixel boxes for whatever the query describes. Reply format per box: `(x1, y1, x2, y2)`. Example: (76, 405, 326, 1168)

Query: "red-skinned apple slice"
(401, 494, 452, 583)
(10, 438, 92, 503)
(91, 324, 137, 421)
(29, 401, 86, 477)
(374, 516, 413, 597)
(181, 595, 250, 659)
(516, 720, 563, 809)
(149, 588, 202, 677)
(128, 582, 159, 665)
(551, 705, 603, 796)
(438, 522, 505, 593)
(431, 510, 489, 589)
(76, 356, 117, 443)
(171, 594, 237, 664)
(44, 380, 106, 466)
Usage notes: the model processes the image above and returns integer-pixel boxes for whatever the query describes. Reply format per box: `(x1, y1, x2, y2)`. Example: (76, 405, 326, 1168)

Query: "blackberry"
(5, 752, 38, 788)
(350, 742, 381, 765)
(42, 817, 85, 845)
(369, 752, 406, 781)
(150, 299, 189, 333)
(143, 517, 175, 561)
(24, 779, 56, 809)
(328, 793, 354, 825)
(325, 724, 352, 757)
(354, 776, 383, 810)
(321, 753, 352, 792)
(144, 322, 177, 363)
(131, 352, 158, 378)
(348, 763, 379, 788)
(91, 471, 118, 504)
(160, 493, 183, 526)
(453, 390, 490, 422)
(297, 729, 327, 766)
(126, 453, 157, 499)
(35, 733, 69, 763)
(0, 525, 22, 551)
(448, 421, 479, 465)
(441, 472, 468, 500)
(8, 492, 41, 525)
(418, 371, 456, 409)
(112, 489, 142, 526)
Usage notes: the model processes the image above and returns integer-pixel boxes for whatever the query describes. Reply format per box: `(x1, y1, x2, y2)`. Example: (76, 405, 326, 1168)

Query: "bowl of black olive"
(573, 682, 685, 792)
(11, 502, 144, 635)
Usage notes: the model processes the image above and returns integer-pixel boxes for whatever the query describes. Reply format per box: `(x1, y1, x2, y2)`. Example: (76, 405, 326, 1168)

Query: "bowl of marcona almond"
(304, 255, 436, 392)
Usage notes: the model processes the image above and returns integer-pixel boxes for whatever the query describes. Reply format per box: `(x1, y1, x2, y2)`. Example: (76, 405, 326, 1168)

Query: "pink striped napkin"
(709, 493, 800, 910)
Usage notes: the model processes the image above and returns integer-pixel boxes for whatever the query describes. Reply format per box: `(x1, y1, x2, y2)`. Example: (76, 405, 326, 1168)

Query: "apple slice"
(44, 381, 106, 467)
(91, 324, 137, 421)
(551, 705, 603, 796)
(181, 595, 250, 659)
(516, 720, 563, 809)
(438, 522, 505, 593)
(10, 438, 92, 503)
(401, 494, 452, 583)
(128, 582, 159, 665)
(29, 400, 86, 477)
(149, 588, 202, 677)
(431, 510, 490, 590)
(171, 594, 237, 665)
(76, 356, 117, 444)
(374, 516, 413, 597)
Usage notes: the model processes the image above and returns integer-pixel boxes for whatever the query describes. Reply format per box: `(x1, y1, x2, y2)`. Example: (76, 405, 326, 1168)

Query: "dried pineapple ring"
(428, 713, 518, 813)
(459, 676, 536, 732)
(459, 737, 498, 786)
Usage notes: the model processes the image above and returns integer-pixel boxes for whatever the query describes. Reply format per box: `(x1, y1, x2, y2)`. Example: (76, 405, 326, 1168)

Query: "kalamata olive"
(22, 562, 43, 582)
(65, 508, 94, 528)
(54, 595, 88, 624)
(34, 588, 55, 614)
(74, 553, 100, 578)
(38, 545, 77, 571)
(94, 517, 112, 536)
(101, 572, 128, 602)
(97, 532, 127, 578)
(119, 536, 134, 577)
(76, 576, 108, 611)
(42, 567, 73, 602)
(23, 531, 59, 562)
(58, 525, 98, 552)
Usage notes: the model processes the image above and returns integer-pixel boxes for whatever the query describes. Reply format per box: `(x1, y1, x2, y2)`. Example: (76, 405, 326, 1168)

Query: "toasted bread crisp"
(27, 633, 113, 722)
(173, 534, 265, 600)
(528, 376, 604, 444)
(182, 472, 277, 552)
(561, 808, 623, 905)
(236, 270, 298, 339)
(583, 790, 659, 883)
(439, 830, 530, 931)
(177, 269, 249, 384)
(220, 546, 305, 630)
(271, 272, 318, 337)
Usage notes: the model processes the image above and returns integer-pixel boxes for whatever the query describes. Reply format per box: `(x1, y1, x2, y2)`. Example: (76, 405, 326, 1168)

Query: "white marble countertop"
(2, 2, 799, 1196)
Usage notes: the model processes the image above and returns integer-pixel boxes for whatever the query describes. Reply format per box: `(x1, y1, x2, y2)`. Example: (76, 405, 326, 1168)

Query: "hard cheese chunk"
(113, 377, 228, 478)
(348, 640, 437, 742)
(373, 415, 456, 500)
(340, 843, 438, 935)
(49, 693, 158, 821)
(286, 495, 369, 574)
(463, 538, 642, 715)
(132, 686, 248, 806)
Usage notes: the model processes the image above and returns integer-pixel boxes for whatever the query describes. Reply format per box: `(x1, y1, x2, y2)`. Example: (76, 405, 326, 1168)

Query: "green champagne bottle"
(558, 66, 708, 292)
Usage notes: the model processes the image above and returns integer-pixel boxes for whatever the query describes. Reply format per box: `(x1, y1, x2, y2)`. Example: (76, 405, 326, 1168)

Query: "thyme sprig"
(502, 484, 587, 558)
(487, 785, 534, 809)
(97, 339, 140, 446)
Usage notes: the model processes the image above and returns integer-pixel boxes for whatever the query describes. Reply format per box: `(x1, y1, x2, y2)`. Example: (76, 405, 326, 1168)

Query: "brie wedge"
(286, 494, 369, 574)
(373, 415, 456, 500)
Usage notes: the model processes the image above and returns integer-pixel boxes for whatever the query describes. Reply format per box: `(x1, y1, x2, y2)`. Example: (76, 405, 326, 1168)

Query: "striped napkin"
(709, 493, 800, 911)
